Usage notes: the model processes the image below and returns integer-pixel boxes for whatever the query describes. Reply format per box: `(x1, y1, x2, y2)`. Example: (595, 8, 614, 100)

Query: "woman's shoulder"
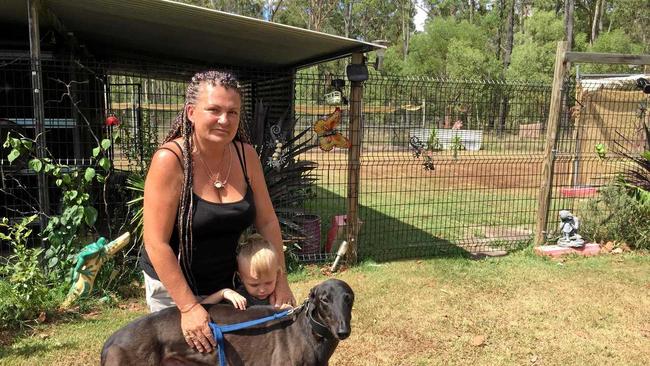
(151, 139, 184, 170)
(237, 141, 258, 160)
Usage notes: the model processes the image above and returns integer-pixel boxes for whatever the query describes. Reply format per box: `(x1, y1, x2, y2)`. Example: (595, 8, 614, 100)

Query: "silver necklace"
(197, 144, 232, 190)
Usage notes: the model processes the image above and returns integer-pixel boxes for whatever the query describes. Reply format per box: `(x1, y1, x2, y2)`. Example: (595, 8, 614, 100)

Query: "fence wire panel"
(547, 76, 650, 237)
(5, 53, 644, 261)
(354, 77, 552, 260)
(293, 72, 349, 262)
(1, 57, 104, 231)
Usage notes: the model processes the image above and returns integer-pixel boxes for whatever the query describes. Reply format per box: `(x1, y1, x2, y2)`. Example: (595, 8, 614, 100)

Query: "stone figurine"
(557, 210, 585, 248)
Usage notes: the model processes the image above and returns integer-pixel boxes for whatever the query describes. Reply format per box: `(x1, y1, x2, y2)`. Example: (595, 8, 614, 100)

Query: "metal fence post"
(535, 41, 568, 246)
(27, 0, 50, 245)
(346, 53, 364, 263)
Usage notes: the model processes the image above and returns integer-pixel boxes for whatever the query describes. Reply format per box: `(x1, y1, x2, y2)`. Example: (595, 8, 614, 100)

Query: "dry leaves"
(530, 354, 539, 364)
(36, 311, 47, 324)
(470, 334, 486, 347)
(600, 241, 632, 254)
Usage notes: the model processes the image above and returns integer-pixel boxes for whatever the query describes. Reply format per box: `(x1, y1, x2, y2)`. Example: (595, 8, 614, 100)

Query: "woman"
(141, 70, 295, 353)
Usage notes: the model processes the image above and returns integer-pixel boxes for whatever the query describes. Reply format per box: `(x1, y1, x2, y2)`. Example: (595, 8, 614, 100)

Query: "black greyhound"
(101, 279, 354, 366)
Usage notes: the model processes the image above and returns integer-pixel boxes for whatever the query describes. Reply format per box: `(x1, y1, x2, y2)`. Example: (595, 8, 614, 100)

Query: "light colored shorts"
(143, 271, 176, 312)
(143, 271, 207, 313)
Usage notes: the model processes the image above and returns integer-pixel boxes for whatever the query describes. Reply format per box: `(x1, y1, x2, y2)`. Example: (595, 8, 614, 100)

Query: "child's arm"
(201, 288, 247, 310)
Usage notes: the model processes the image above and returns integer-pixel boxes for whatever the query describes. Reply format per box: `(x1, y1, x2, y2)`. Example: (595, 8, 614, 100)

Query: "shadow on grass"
(0, 339, 73, 359)
(305, 186, 471, 262)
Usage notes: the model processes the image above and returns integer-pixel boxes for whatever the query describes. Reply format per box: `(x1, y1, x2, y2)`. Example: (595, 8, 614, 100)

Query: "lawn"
(2, 250, 649, 365)
(300, 151, 582, 261)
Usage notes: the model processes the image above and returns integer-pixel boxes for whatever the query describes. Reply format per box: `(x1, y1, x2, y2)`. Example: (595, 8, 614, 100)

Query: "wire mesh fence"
(295, 74, 554, 261)
(2, 54, 647, 261)
(547, 75, 650, 239)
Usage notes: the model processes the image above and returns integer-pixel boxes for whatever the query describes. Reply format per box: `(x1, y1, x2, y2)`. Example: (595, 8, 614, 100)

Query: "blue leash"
(208, 307, 297, 366)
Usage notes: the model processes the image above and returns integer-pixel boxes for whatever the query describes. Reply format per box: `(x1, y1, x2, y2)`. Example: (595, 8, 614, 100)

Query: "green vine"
(3, 133, 112, 282)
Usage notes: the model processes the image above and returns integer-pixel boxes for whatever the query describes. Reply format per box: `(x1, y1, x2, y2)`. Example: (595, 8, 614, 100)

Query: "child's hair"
(237, 234, 279, 278)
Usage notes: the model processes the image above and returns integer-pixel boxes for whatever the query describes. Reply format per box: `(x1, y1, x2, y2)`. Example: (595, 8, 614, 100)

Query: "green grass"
(2, 252, 649, 365)
(305, 183, 539, 260)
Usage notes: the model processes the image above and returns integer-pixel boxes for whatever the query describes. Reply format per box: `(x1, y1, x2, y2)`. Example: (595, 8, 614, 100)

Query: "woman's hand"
(180, 304, 216, 353)
(270, 276, 295, 308)
(223, 289, 247, 310)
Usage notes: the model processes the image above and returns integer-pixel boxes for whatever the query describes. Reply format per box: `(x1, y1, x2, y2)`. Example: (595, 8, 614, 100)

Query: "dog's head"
(308, 279, 355, 340)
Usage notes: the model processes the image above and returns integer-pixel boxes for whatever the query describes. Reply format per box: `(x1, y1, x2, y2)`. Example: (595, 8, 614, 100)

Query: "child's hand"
(223, 289, 247, 310)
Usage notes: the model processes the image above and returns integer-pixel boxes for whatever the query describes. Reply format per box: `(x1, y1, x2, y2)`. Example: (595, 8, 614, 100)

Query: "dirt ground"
(304, 150, 576, 190)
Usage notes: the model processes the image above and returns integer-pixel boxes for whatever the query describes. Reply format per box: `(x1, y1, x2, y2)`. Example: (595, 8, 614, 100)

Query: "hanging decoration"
(266, 124, 288, 170)
(313, 108, 350, 151)
(105, 113, 120, 127)
(409, 136, 435, 171)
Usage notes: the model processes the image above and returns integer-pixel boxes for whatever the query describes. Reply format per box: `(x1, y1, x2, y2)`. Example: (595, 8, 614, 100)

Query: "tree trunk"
(591, 0, 604, 45)
(498, 0, 515, 136)
(564, 0, 574, 51)
(502, 0, 515, 70)
(401, 1, 411, 59)
(495, 0, 504, 60)
(344, 0, 352, 38)
(469, 0, 476, 23)
(269, 0, 284, 22)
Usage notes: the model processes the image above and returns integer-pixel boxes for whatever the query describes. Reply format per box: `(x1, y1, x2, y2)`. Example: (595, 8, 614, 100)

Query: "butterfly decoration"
(313, 107, 351, 151)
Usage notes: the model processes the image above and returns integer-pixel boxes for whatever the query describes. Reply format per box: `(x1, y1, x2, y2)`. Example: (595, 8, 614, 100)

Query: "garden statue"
(557, 210, 585, 248)
(61, 232, 130, 308)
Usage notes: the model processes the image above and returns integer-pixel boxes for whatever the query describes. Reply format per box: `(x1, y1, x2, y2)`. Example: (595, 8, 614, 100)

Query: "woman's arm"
(143, 146, 197, 310)
(144, 145, 216, 352)
(243, 144, 296, 307)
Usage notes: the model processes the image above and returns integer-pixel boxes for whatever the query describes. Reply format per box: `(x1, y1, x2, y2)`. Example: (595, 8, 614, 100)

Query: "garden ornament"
(61, 232, 130, 308)
(409, 136, 435, 171)
(313, 108, 351, 151)
(105, 114, 120, 127)
(557, 210, 585, 248)
(330, 240, 349, 273)
(636, 78, 650, 94)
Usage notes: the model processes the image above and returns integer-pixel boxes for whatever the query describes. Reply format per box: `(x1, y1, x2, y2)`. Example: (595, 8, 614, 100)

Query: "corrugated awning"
(1, 0, 383, 69)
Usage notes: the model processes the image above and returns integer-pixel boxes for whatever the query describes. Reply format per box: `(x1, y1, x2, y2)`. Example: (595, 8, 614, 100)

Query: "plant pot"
(295, 214, 321, 255)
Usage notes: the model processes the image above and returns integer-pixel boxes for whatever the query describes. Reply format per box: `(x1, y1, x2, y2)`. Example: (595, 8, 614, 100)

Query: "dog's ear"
(309, 287, 316, 301)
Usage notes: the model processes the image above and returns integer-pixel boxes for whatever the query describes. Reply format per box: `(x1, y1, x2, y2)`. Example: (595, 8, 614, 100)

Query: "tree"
(403, 17, 497, 77)
(274, 0, 338, 31)
(507, 9, 565, 82)
(174, 0, 267, 18)
(583, 29, 646, 73)
(609, 0, 650, 53)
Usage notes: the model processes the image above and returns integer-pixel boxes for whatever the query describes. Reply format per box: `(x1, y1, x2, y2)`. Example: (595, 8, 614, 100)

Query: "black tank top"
(140, 141, 256, 296)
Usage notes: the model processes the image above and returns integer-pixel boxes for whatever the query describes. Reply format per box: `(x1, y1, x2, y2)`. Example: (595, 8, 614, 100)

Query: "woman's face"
(187, 83, 241, 145)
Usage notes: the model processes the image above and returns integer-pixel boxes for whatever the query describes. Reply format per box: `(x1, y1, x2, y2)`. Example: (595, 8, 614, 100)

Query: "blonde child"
(201, 234, 282, 309)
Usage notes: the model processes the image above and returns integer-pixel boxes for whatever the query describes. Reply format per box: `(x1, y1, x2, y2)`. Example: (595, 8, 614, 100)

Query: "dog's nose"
(336, 330, 350, 340)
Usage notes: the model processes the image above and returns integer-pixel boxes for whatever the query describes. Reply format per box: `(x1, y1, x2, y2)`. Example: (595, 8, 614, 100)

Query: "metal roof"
(1, 0, 383, 69)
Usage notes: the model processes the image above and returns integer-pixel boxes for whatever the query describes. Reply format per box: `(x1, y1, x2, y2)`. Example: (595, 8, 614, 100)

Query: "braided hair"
(163, 70, 249, 292)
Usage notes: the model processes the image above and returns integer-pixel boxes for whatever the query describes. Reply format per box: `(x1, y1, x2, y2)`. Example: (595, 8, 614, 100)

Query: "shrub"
(0, 216, 61, 329)
(578, 185, 650, 250)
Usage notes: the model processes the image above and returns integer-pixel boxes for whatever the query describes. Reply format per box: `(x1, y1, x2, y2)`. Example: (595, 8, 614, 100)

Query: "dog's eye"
(319, 295, 330, 303)
(343, 294, 352, 304)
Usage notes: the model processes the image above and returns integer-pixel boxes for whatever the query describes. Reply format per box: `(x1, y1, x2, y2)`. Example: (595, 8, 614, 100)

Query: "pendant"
(214, 181, 224, 189)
